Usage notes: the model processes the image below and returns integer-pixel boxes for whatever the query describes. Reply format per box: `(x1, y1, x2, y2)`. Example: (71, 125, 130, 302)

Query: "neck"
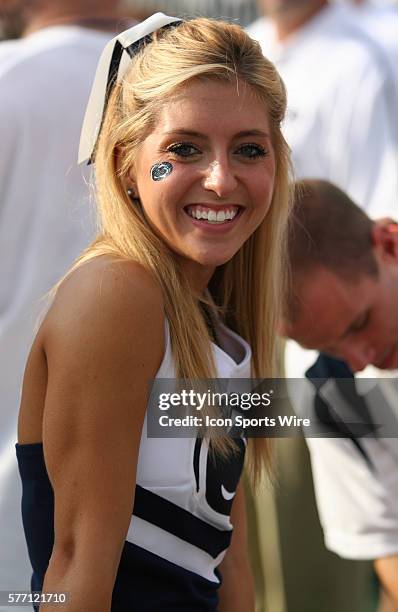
(23, 9, 123, 36)
(274, 0, 328, 41)
(179, 260, 215, 295)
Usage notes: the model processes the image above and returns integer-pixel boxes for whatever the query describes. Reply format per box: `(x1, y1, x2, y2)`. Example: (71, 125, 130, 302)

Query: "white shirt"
(248, 4, 398, 218)
(0, 25, 111, 597)
(0, 38, 18, 62)
(285, 340, 398, 560)
(341, 2, 398, 87)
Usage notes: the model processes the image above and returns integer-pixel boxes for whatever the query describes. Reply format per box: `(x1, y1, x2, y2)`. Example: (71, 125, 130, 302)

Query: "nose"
(340, 344, 376, 372)
(202, 159, 238, 198)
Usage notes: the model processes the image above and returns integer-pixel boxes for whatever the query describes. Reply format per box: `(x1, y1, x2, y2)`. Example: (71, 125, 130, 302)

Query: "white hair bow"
(78, 12, 182, 165)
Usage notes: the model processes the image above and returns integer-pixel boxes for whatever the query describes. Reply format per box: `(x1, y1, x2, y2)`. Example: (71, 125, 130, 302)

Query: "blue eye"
(167, 142, 200, 157)
(237, 144, 268, 159)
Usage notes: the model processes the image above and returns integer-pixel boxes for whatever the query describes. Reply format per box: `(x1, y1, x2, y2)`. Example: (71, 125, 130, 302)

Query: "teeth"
(187, 206, 239, 223)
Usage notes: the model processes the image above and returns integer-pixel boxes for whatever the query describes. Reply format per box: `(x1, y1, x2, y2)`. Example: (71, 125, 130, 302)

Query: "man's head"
(0, 0, 29, 36)
(259, 0, 326, 17)
(281, 180, 398, 371)
(258, 0, 328, 35)
(0, 0, 119, 11)
(0, 0, 121, 37)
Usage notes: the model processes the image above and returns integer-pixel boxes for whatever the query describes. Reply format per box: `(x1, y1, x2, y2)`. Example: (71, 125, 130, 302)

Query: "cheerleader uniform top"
(16, 319, 251, 611)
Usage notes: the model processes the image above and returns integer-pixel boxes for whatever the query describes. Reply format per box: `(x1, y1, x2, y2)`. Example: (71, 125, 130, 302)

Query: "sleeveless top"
(16, 320, 251, 611)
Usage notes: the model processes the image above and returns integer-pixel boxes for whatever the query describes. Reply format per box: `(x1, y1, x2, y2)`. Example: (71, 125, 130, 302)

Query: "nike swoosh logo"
(221, 485, 236, 501)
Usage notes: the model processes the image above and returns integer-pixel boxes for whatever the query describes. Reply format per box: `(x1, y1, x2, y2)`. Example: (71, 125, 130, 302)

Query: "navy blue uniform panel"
(16, 443, 221, 611)
(15, 443, 54, 590)
(113, 541, 220, 611)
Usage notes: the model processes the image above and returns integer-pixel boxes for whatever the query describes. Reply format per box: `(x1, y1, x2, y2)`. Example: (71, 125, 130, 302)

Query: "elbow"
(44, 538, 79, 584)
(42, 539, 116, 612)
(46, 530, 123, 586)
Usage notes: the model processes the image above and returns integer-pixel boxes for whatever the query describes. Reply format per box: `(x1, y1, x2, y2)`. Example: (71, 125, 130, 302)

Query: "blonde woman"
(16, 13, 291, 612)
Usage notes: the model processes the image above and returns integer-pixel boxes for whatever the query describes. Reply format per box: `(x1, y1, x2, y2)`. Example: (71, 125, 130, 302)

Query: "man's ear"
(372, 219, 398, 261)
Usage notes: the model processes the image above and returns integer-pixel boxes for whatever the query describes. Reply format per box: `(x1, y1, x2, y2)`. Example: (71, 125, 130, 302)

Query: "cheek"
(369, 297, 390, 336)
(139, 168, 192, 226)
(250, 167, 275, 215)
(144, 166, 194, 207)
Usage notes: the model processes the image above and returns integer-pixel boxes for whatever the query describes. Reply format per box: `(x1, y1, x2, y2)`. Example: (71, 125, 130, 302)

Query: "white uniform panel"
(129, 320, 251, 582)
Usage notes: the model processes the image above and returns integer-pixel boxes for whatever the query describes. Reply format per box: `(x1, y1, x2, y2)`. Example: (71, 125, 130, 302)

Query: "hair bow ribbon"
(78, 12, 182, 165)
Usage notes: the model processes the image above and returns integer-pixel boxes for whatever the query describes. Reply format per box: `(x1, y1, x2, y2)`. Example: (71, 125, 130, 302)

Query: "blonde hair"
(67, 18, 292, 482)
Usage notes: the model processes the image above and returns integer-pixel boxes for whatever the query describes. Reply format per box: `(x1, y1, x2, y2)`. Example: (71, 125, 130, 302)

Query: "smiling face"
(283, 264, 398, 372)
(130, 79, 276, 289)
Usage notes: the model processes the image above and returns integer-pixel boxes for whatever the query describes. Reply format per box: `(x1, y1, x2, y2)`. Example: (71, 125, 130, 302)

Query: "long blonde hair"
(66, 18, 292, 482)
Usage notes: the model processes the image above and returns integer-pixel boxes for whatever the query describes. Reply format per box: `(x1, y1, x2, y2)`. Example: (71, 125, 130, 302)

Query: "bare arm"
(375, 556, 398, 609)
(218, 481, 255, 612)
(37, 259, 164, 612)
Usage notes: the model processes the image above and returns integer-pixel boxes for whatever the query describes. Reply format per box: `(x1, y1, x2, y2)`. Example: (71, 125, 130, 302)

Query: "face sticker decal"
(150, 161, 173, 182)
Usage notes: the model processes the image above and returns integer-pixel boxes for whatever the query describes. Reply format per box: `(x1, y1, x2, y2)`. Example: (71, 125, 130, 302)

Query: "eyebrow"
(163, 129, 270, 139)
(340, 308, 370, 339)
(299, 309, 370, 350)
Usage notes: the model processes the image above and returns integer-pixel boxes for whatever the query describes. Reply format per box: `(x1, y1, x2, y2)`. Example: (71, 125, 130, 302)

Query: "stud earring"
(127, 188, 141, 205)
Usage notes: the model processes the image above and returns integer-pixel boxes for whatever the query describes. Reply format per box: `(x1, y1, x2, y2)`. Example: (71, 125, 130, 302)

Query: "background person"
(0, 0, 132, 600)
(247, 3, 398, 609)
(16, 13, 292, 611)
(282, 179, 398, 609)
(248, 0, 398, 218)
(336, 0, 398, 86)
(0, 0, 23, 39)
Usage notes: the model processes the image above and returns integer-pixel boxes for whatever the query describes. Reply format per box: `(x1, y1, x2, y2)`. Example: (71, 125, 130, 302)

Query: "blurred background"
(0, 0, 259, 39)
(125, 0, 258, 23)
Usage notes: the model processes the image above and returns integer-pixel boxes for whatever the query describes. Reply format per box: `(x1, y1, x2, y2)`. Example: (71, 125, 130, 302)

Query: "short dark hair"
(286, 179, 378, 320)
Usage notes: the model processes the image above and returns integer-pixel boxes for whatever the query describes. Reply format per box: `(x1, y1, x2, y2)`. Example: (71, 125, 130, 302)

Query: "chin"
(194, 250, 237, 267)
(374, 345, 398, 370)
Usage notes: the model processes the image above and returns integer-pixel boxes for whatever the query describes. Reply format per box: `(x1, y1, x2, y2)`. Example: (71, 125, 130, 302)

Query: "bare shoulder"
(36, 256, 165, 462)
(42, 256, 164, 362)
(46, 255, 164, 323)
(26, 259, 167, 581)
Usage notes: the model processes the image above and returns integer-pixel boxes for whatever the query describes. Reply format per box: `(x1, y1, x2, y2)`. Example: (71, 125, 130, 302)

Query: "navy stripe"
(193, 437, 201, 493)
(125, 21, 182, 58)
(88, 40, 125, 163)
(133, 485, 232, 558)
